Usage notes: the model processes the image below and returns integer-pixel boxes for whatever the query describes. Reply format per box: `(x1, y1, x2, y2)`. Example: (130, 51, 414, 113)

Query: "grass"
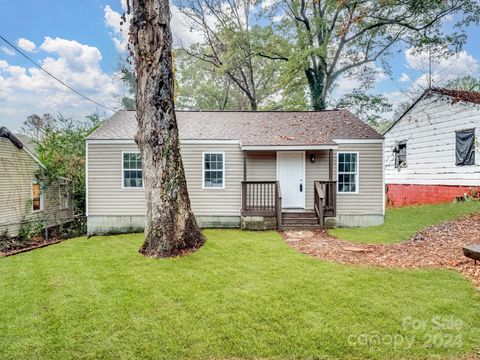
(329, 201, 480, 244)
(0, 230, 479, 359)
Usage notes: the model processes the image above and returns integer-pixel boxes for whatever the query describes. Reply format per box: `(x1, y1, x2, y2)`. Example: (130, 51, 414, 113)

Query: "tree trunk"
(305, 68, 326, 110)
(129, 0, 204, 257)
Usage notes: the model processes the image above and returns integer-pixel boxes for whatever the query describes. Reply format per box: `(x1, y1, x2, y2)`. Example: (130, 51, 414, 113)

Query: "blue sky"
(0, 0, 479, 130)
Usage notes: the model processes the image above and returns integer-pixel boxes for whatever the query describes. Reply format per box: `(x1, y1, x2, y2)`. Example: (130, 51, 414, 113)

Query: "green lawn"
(329, 201, 480, 244)
(0, 230, 479, 359)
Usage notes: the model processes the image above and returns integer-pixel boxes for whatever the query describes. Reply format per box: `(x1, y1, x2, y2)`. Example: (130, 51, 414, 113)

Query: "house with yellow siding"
(0, 127, 74, 237)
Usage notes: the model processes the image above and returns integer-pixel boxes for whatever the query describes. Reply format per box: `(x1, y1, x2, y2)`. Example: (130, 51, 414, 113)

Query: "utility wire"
(0, 35, 118, 112)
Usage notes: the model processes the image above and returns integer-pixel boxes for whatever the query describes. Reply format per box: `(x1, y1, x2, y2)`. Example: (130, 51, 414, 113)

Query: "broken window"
(455, 129, 475, 166)
(394, 141, 407, 168)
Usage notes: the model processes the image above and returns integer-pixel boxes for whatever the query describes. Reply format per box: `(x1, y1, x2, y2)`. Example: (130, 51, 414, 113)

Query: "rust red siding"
(386, 184, 480, 207)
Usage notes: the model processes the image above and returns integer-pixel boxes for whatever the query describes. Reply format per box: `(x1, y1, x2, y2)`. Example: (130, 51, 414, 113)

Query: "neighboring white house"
(0, 127, 74, 237)
(86, 110, 385, 235)
(384, 88, 480, 207)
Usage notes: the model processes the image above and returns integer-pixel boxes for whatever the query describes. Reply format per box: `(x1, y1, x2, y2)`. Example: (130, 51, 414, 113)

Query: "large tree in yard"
(128, 0, 204, 257)
(263, 0, 480, 110)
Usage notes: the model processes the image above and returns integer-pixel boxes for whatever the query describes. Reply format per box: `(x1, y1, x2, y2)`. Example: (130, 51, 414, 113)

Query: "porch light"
(310, 154, 315, 163)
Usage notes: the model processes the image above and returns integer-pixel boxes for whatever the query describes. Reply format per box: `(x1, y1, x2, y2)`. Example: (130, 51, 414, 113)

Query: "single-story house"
(86, 110, 385, 235)
(384, 88, 480, 207)
(0, 127, 74, 237)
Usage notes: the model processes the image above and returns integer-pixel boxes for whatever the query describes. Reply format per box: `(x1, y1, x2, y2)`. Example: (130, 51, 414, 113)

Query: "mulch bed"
(282, 213, 480, 289)
(0, 238, 64, 257)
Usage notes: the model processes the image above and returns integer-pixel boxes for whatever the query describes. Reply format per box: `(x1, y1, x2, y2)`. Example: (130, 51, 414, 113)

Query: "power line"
(0, 35, 118, 112)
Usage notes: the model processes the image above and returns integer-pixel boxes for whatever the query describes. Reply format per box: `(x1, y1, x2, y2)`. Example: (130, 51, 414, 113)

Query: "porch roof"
(87, 110, 383, 146)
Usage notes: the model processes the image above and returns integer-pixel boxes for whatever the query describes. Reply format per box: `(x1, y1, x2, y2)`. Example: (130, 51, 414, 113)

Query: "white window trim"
(121, 151, 144, 190)
(31, 180, 43, 212)
(337, 151, 360, 195)
(202, 151, 226, 190)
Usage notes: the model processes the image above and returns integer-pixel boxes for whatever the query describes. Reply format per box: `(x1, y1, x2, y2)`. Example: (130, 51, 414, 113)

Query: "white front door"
(277, 151, 305, 208)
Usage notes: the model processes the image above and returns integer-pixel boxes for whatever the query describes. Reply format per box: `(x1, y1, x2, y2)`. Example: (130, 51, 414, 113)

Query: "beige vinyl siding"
(87, 143, 145, 216)
(87, 142, 383, 218)
(336, 143, 384, 215)
(87, 142, 244, 217)
(305, 151, 331, 209)
(246, 151, 276, 180)
(0, 138, 73, 236)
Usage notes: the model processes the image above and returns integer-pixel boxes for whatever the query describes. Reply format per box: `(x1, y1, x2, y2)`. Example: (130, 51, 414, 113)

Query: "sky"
(0, 0, 479, 131)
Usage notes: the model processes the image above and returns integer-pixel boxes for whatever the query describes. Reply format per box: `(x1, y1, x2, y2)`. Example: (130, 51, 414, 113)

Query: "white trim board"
(243, 145, 337, 151)
(333, 139, 384, 144)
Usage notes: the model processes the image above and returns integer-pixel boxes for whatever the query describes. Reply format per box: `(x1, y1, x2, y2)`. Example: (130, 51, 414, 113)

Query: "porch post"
(243, 150, 247, 181)
(329, 149, 333, 181)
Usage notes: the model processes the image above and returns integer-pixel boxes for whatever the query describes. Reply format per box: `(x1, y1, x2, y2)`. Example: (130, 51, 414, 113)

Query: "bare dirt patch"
(283, 213, 480, 289)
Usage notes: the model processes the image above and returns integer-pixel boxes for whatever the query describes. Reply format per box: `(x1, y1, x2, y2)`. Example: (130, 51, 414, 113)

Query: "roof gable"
(385, 88, 480, 135)
(0, 127, 45, 169)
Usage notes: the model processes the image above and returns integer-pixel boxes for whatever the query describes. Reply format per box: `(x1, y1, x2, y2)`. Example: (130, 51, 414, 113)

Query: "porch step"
(282, 211, 317, 219)
(281, 210, 321, 229)
(282, 217, 319, 225)
(281, 224, 323, 231)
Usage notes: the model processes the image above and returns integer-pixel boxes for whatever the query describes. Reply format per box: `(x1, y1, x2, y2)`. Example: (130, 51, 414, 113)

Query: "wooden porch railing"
(241, 181, 282, 229)
(314, 180, 337, 226)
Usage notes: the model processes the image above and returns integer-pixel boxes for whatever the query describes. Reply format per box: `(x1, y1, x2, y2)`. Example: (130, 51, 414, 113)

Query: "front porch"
(240, 149, 337, 230)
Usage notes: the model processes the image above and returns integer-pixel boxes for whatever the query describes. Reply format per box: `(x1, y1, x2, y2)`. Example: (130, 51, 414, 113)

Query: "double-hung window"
(31, 181, 43, 212)
(123, 152, 143, 188)
(203, 152, 225, 188)
(337, 152, 359, 193)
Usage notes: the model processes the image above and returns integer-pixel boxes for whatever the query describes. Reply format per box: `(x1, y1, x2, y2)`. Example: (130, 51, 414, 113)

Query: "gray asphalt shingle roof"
(87, 110, 383, 145)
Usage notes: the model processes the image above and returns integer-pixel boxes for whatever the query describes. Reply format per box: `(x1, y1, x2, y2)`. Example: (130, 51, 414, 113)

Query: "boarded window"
(32, 182, 42, 212)
(123, 152, 143, 188)
(337, 152, 358, 193)
(59, 183, 69, 210)
(394, 141, 407, 168)
(455, 129, 475, 166)
(203, 153, 224, 188)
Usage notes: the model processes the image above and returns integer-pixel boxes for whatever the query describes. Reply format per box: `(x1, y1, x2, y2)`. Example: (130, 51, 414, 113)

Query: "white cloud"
(399, 73, 410, 82)
(404, 47, 479, 89)
(1, 46, 15, 56)
(17, 38, 36, 52)
(0, 37, 125, 130)
(104, 2, 205, 52)
(104, 5, 130, 52)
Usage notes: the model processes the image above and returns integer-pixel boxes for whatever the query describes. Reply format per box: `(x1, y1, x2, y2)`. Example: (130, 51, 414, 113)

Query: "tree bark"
(129, 0, 204, 257)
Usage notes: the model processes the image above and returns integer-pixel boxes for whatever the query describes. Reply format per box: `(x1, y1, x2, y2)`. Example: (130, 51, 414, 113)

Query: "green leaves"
(35, 113, 103, 214)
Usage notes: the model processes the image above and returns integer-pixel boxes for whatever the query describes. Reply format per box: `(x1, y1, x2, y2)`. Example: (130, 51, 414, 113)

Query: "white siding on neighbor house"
(87, 142, 244, 217)
(385, 94, 480, 186)
(0, 138, 73, 236)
